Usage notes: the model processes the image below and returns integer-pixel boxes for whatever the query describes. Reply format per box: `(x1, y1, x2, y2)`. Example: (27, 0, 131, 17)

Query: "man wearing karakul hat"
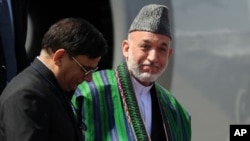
(72, 4, 191, 141)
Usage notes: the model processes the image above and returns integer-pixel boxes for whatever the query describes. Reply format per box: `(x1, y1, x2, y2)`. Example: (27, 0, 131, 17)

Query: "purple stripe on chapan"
(89, 81, 102, 140)
(158, 87, 178, 124)
(177, 106, 189, 141)
(100, 70, 119, 140)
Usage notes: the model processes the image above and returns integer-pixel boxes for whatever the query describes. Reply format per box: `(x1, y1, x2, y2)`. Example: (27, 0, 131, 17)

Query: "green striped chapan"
(72, 62, 191, 141)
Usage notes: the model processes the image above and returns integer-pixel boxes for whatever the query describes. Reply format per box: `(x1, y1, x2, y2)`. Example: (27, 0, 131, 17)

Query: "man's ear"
(53, 49, 66, 66)
(122, 40, 129, 58)
(168, 47, 173, 58)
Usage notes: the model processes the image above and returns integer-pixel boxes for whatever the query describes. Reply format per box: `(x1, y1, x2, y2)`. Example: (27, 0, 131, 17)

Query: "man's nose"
(147, 49, 158, 62)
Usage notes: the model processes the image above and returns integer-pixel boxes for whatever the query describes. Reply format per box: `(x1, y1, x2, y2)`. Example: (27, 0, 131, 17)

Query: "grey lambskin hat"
(129, 4, 171, 39)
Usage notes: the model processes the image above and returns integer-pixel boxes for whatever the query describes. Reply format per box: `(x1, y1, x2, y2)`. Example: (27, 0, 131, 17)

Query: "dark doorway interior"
(27, 0, 113, 70)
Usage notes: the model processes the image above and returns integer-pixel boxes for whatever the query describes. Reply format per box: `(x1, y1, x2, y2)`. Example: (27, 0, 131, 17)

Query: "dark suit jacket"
(0, 58, 83, 141)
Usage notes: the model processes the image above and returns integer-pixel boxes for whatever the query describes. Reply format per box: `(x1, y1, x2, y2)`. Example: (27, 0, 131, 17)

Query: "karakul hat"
(129, 4, 171, 39)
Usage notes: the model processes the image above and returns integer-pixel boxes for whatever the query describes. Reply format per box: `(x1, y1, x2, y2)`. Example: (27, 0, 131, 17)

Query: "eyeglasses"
(72, 57, 98, 76)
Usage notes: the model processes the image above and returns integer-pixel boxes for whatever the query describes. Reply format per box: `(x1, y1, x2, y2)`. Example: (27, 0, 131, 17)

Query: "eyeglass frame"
(71, 56, 98, 76)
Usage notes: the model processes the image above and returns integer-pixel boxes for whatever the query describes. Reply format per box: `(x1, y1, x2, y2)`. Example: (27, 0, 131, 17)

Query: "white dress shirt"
(131, 77, 153, 134)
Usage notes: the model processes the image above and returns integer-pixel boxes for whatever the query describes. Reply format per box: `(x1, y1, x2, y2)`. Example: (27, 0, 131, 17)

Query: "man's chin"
(137, 72, 158, 82)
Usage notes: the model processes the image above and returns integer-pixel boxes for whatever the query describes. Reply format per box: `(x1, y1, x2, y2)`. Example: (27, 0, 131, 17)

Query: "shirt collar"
(131, 76, 153, 97)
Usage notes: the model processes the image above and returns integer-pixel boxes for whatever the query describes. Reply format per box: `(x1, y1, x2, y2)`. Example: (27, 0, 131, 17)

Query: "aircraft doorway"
(26, 0, 113, 70)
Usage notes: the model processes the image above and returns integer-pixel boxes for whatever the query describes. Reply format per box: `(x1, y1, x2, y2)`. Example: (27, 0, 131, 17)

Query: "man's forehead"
(130, 31, 171, 43)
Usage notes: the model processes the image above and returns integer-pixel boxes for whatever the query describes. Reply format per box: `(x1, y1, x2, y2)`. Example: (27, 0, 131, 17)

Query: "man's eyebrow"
(141, 39, 150, 43)
(161, 42, 169, 47)
(141, 39, 169, 47)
